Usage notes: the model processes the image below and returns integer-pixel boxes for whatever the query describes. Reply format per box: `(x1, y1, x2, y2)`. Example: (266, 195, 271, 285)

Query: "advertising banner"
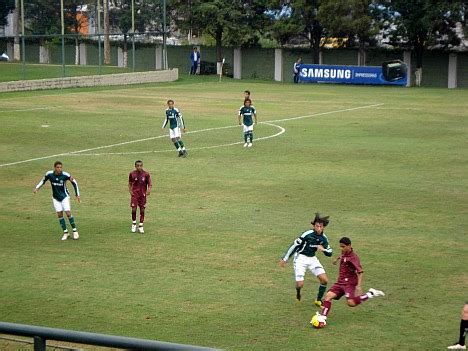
(299, 61, 407, 86)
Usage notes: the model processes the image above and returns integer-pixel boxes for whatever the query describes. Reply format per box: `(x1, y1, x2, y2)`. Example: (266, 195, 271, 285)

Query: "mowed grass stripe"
(0, 76, 467, 350)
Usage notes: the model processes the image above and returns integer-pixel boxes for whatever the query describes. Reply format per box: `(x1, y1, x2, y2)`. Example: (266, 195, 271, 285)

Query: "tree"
(376, 0, 464, 85)
(64, 0, 91, 65)
(267, 0, 323, 64)
(172, 0, 270, 72)
(24, 0, 62, 63)
(0, 0, 15, 27)
(318, 0, 374, 65)
(104, 0, 111, 64)
(110, 0, 164, 67)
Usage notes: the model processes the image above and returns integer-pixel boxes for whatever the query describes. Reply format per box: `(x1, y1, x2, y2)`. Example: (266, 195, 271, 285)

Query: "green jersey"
(35, 171, 80, 201)
(282, 230, 333, 261)
(163, 107, 185, 130)
(239, 105, 256, 126)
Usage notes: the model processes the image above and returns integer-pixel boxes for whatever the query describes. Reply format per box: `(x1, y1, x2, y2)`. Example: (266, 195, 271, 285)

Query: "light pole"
(97, 0, 102, 73)
(20, 0, 25, 79)
(163, 0, 167, 70)
(132, 0, 135, 72)
(60, 0, 65, 77)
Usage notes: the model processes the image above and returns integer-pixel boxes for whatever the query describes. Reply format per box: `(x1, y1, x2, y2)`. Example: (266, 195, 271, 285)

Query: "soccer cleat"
(182, 150, 188, 158)
(72, 231, 79, 240)
(247, 143, 253, 148)
(243, 142, 248, 148)
(368, 288, 385, 297)
(131, 224, 137, 233)
(138, 226, 144, 234)
(178, 150, 183, 157)
(296, 291, 301, 302)
(314, 300, 322, 308)
(61, 232, 69, 241)
(447, 345, 466, 350)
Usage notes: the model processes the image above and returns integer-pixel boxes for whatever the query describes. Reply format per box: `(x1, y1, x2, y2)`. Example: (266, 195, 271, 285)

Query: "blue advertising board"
(299, 62, 407, 86)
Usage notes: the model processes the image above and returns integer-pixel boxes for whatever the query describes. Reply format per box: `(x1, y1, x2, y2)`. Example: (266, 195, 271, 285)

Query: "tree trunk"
(123, 35, 128, 68)
(75, 37, 80, 65)
(311, 21, 322, 64)
(103, 0, 111, 64)
(215, 28, 223, 74)
(13, 0, 20, 61)
(358, 45, 366, 66)
(39, 41, 50, 64)
(414, 36, 424, 86)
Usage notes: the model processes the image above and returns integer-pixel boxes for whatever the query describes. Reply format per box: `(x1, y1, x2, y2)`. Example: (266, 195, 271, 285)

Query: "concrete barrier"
(0, 69, 178, 92)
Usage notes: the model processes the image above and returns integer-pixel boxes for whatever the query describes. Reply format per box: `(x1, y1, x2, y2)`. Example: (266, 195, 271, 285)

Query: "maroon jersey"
(337, 249, 363, 286)
(128, 170, 151, 196)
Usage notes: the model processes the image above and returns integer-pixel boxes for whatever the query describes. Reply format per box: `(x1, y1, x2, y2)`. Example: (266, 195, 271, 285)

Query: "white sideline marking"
(264, 103, 384, 123)
(0, 103, 382, 168)
(70, 122, 286, 156)
(0, 106, 58, 113)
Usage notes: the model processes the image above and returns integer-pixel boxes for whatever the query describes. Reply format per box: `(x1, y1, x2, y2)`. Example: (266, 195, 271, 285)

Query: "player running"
(33, 161, 80, 241)
(313, 236, 385, 325)
(447, 302, 468, 350)
(279, 213, 333, 307)
(238, 98, 257, 148)
(162, 99, 187, 157)
(128, 160, 152, 234)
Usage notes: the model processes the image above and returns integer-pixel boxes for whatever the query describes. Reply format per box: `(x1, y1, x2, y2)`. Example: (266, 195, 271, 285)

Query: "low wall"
(0, 69, 178, 92)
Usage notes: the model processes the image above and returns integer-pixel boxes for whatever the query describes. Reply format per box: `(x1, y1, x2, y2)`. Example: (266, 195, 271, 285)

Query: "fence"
(0, 37, 466, 88)
(0, 321, 218, 351)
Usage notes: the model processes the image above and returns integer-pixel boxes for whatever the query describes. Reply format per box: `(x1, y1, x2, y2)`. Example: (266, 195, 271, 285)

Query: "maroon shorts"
(131, 194, 146, 208)
(328, 283, 357, 300)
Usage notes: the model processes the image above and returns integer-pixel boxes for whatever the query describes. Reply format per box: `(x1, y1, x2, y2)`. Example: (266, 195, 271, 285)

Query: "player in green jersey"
(162, 99, 187, 157)
(279, 213, 333, 307)
(238, 98, 257, 148)
(33, 161, 81, 241)
(243, 90, 250, 102)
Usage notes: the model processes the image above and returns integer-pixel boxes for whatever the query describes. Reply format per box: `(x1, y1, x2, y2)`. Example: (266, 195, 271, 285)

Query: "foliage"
(318, 0, 375, 48)
(267, 0, 323, 63)
(171, 0, 270, 61)
(0, 0, 15, 27)
(375, 0, 464, 67)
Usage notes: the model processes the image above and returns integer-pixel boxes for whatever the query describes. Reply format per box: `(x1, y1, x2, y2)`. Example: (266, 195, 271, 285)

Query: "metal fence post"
(33, 336, 46, 351)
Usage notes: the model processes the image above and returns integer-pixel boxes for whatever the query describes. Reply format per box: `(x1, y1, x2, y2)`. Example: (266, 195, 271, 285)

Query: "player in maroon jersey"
(312, 237, 385, 324)
(128, 160, 152, 234)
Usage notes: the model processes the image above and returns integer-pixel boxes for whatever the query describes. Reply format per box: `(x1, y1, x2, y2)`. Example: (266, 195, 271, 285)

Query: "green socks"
(59, 217, 67, 231)
(68, 216, 77, 230)
(317, 283, 327, 301)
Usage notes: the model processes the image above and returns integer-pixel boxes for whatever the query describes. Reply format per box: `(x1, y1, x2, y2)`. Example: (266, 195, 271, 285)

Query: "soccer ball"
(310, 313, 327, 329)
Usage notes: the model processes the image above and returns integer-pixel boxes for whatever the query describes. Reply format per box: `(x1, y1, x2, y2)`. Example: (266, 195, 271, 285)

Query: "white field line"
(0, 106, 58, 113)
(69, 122, 286, 156)
(0, 103, 382, 168)
(263, 103, 384, 123)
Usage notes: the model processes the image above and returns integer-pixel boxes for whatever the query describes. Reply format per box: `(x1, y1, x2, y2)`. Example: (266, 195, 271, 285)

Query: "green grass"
(0, 62, 132, 82)
(0, 76, 467, 350)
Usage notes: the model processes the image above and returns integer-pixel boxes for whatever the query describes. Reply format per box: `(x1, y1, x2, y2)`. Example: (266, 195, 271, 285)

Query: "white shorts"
(293, 254, 325, 281)
(52, 197, 71, 212)
(169, 127, 181, 139)
(243, 124, 254, 133)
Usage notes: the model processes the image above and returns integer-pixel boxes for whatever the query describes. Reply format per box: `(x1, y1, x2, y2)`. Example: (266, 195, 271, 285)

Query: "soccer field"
(0, 76, 467, 350)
